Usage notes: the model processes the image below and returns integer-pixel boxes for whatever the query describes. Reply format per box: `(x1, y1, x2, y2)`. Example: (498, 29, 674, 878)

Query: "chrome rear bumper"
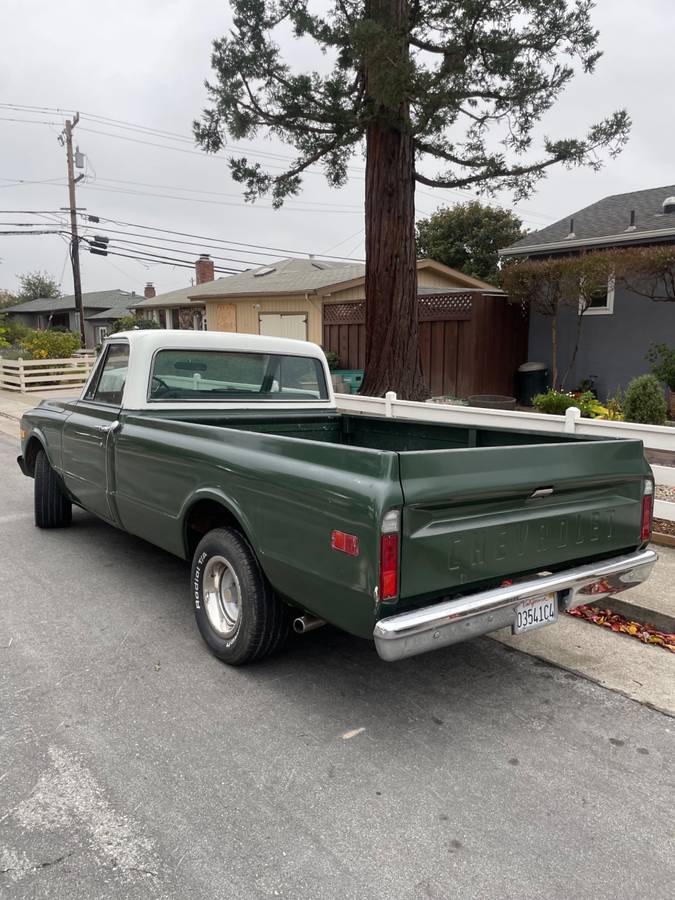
(373, 549, 658, 662)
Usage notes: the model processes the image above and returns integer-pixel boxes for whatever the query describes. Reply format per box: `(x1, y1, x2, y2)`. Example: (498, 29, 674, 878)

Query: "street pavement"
(1, 431, 674, 900)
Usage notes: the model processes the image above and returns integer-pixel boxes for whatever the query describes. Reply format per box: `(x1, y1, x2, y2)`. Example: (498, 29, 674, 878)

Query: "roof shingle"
(502, 184, 675, 256)
(3, 289, 139, 315)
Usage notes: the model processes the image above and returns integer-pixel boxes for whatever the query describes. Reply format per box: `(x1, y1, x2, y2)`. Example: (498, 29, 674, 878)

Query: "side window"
(85, 343, 129, 405)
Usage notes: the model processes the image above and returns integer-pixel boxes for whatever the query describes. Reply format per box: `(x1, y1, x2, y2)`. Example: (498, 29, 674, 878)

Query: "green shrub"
(0, 316, 30, 345)
(646, 343, 675, 391)
(533, 389, 580, 415)
(323, 350, 341, 370)
(532, 388, 621, 419)
(19, 330, 81, 360)
(110, 315, 162, 332)
(623, 374, 667, 425)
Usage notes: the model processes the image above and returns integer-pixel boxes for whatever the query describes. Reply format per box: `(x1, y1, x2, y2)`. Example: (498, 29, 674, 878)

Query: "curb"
(493, 638, 675, 719)
(652, 531, 675, 549)
(599, 596, 675, 637)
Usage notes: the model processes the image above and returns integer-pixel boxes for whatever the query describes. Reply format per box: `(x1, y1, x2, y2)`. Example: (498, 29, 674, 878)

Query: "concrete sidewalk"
(0, 386, 77, 422)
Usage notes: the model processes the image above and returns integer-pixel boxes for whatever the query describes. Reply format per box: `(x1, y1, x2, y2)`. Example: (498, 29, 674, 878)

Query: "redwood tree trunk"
(359, 0, 427, 400)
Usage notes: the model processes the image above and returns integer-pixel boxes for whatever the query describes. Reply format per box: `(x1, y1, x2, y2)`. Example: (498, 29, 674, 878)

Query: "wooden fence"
(0, 356, 96, 392)
(322, 291, 529, 398)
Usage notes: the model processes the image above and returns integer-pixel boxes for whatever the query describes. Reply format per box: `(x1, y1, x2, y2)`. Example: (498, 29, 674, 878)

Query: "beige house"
(182, 257, 497, 342)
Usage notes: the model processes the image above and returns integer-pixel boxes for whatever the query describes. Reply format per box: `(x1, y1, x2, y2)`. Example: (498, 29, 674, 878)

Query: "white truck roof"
(84, 329, 337, 411)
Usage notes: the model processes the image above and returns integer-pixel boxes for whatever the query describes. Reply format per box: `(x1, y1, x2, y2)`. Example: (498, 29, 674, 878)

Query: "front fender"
(21, 427, 51, 474)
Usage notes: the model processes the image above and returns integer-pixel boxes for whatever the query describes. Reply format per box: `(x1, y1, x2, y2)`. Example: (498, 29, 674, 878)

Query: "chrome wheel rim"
(202, 555, 242, 638)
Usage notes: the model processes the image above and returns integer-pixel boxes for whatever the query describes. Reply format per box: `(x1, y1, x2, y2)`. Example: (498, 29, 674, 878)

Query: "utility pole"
(63, 113, 86, 346)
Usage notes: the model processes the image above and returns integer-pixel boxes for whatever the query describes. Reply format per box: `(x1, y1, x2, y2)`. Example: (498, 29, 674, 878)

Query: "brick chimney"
(195, 254, 215, 285)
(144, 282, 156, 299)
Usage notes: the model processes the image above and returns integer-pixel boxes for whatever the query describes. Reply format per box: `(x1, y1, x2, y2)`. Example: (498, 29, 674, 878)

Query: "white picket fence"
(0, 356, 96, 392)
(335, 391, 675, 523)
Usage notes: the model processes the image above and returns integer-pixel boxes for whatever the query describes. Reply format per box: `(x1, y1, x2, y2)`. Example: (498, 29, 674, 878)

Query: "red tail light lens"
(641, 488, 653, 543)
(380, 533, 399, 600)
(331, 530, 359, 557)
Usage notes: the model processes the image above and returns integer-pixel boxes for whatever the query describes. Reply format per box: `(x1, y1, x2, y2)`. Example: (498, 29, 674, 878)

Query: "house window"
(580, 273, 615, 315)
(95, 326, 108, 345)
(47, 312, 70, 330)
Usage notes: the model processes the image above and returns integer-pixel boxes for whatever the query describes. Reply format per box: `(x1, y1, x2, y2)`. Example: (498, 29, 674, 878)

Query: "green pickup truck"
(18, 330, 657, 665)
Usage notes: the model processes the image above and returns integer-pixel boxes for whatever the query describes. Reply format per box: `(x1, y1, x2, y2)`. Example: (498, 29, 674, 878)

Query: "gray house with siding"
(500, 184, 675, 400)
(2, 289, 138, 347)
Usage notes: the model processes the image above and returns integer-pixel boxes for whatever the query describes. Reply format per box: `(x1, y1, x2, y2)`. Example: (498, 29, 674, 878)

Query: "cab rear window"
(148, 349, 328, 401)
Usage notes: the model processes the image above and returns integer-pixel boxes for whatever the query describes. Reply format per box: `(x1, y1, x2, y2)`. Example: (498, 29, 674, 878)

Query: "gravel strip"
(656, 485, 675, 502)
(654, 517, 675, 536)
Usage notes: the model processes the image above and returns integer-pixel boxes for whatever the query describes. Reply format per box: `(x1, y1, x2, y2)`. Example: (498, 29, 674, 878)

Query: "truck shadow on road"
(62, 509, 602, 746)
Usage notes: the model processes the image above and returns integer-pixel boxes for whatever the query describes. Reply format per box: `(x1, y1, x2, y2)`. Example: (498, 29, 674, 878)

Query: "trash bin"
(517, 362, 548, 406)
(332, 369, 364, 394)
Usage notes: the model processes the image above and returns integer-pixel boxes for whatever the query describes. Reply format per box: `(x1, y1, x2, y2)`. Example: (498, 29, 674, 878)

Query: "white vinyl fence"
(0, 356, 96, 392)
(335, 391, 675, 523)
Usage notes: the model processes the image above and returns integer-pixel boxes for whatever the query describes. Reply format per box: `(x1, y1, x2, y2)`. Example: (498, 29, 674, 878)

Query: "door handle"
(94, 420, 121, 433)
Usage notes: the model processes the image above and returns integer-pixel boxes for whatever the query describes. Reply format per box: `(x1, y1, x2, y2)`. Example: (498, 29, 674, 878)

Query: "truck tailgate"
(398, 439, 649, 600)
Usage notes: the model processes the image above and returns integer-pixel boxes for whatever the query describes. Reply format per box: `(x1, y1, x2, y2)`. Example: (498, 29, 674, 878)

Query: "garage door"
(259, 313, 308, 341)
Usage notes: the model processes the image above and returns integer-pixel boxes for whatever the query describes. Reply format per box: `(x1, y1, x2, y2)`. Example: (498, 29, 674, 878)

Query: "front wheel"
(34, 449, 72, 528)
(191, 527, 289, 665)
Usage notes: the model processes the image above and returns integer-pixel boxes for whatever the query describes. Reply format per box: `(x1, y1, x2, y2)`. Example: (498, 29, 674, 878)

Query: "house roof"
(501, 184, 675, 257)
(85, 307, 135, 321)
(185, 259, 366, 300)
(3, 289, 140, 315)
(181, 257, 497, 302)
(130, 284, 204, 310)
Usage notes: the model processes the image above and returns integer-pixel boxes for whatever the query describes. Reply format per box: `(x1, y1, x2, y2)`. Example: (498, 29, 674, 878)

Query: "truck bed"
(154, 410, 581, 451)
(141, 409, 649, 611)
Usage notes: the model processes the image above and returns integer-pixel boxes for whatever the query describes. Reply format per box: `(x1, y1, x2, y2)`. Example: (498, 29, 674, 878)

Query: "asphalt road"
(1, 431, 673, 900)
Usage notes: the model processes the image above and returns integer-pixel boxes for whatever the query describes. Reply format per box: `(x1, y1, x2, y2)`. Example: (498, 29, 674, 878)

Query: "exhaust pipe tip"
(293, 615, 325, 634)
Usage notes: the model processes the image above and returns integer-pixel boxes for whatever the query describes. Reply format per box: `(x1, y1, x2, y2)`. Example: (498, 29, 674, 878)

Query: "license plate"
(513, 593, 558, 635)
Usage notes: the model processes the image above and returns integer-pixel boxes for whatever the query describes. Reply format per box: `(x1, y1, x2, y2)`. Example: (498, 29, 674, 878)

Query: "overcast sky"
(1, 0, 674, 297)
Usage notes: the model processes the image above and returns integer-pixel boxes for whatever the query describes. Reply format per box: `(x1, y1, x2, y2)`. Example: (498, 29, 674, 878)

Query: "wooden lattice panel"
(418, 293, 473, 320)
(323, 302, 365, 325)
(323, 293, 474, 325)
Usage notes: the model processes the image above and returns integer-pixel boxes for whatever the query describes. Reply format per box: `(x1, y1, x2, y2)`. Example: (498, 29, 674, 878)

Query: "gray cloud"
(1, 0, 673, 295)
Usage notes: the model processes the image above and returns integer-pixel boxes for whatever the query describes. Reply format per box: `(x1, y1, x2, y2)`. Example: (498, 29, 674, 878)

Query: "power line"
(75, 223, 357, 263)
(0, 208, 366, 262)
(90, 234, 270, 268)
(85, 245, 243, 274)
(0, 176, 66, 189)
(82, 213, 366, 261)
(0, 116, 62, 126)
(76, 180, 363, 214)
(0, 102, 558, 223)
(0, 229, 65, 236)
(89, 175, 363, 210)
(79, 235, 246, 271)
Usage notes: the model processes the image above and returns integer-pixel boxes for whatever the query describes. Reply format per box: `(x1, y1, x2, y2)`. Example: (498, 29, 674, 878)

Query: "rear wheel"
(34, 449, 72, 528)
(191, 527, 289, 665)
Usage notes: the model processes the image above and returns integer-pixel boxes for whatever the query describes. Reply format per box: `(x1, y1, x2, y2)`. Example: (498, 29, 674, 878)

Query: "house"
(2, 289, 139, 348)
(129, 255, 211, 328)
(181, 256, 525, 398)
(132, 253, 527, 397)
(499, 184, 675, 398)
(181, 256, 498, 342)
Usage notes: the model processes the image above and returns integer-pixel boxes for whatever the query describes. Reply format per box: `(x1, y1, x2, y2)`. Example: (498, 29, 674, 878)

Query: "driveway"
(0, 431, 673, 899)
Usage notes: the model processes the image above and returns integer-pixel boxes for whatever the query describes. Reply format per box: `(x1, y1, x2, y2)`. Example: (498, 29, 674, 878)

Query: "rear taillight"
(380, 510, 400, 601)
(641, 480, 654, 543)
